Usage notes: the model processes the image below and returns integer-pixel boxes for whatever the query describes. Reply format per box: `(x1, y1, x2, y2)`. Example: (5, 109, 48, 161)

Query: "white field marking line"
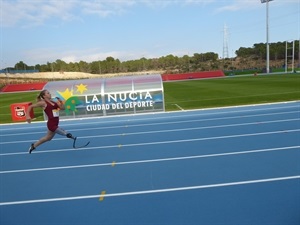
(1, 129, 300, 156)
(173, 104, 184, 111)
(1, 102, 299, 132)
(0, 146, 299, 174)
(1, 117, 299, 145)
(0, 175, 299, 206)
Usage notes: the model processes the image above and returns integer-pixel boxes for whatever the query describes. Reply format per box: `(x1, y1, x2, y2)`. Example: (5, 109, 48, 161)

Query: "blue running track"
(1, 101, 300, 225)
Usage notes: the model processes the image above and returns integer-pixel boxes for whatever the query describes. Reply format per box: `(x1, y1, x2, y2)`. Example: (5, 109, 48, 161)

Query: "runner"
(26, 89, 76, 153)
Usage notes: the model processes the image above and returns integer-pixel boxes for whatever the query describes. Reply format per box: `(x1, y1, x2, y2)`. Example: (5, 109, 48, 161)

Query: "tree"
(55, 59, 68, 72)
(78, 61, 90, 73)
(9, 39, 299, 75)
(14, 61, 28, 71)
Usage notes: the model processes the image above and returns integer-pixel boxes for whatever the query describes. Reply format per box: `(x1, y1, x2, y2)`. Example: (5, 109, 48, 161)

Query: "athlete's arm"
(26, 101, 46, 123)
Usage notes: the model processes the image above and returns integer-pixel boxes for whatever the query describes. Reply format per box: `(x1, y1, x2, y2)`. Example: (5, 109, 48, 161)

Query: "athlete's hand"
(26, 117, 31, 123)
(56, 97, 62, 102)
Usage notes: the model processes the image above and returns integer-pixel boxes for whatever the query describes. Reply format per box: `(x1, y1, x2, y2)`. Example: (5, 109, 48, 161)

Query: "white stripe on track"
(0, 146, 299, 174)
(1, 110, 299, 137)
(0, 175, 299, 206)
(1, 128, 300, 156)
(0, 116, 300, 145)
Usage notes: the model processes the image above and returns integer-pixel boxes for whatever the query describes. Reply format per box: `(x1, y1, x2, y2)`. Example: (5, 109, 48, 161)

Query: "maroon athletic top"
(44, 100, 60, 132)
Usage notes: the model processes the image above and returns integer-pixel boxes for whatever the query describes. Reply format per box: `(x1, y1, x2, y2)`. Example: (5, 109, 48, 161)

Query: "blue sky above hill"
(1, 0, 299, 68)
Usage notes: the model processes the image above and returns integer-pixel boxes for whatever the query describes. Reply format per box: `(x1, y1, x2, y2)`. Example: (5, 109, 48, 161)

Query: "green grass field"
(164, 74, 300, 110)
(1, 73, 299, 124)
(0, 91, 45, 124)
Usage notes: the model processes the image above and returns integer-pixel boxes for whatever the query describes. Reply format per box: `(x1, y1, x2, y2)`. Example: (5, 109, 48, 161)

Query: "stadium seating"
(162, 70, 225, 81)
(1, 82, 47, 92)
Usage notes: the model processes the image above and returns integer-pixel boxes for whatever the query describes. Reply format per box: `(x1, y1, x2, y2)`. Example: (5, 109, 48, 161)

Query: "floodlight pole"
(266, 0, 270, 73)
(261, 0, 273, 74)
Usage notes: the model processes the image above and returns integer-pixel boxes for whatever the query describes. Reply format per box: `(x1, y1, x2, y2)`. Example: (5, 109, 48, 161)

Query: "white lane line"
(1, 117, 299, 144)
(1, 109, 299, 138)
(1, 128, 300, 156)
(0, 146, 299, 174)
(1, 175, 299, 206)
(0, 101, 300, 131)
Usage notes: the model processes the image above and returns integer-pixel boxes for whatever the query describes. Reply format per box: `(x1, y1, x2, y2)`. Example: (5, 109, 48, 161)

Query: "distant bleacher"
(0, 70, 225, 92)
(1, 82, 47, 92)
(162, 70, 225, 81)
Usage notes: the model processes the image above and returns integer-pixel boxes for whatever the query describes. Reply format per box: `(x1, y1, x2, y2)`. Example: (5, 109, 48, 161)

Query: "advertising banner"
(42, 74, 164, 120)
(10, 102, 34, 122)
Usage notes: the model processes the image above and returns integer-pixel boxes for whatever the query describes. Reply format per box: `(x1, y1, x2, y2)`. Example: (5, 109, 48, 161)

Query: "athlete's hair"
(37, 90, 47, 102)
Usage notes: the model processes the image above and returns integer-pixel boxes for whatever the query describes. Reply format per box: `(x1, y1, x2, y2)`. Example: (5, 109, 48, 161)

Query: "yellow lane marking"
(99, 191, 106, 201)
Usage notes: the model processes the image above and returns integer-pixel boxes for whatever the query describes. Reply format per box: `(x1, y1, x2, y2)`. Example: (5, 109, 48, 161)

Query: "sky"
(0, 0, 299, 68)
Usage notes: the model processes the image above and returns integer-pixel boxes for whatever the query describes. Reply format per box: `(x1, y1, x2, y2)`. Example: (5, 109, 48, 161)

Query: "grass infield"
(164, 74, 300, 110)
(1, 73, 299, 124)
